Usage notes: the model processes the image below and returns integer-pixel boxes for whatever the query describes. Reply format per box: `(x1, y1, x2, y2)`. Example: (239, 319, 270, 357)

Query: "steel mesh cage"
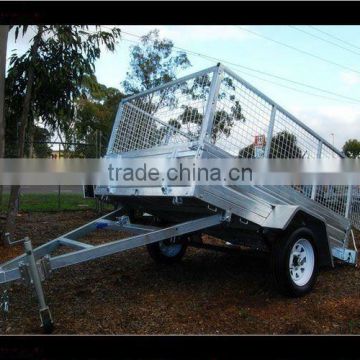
(209, 67, 359, 230)
(109, 68, 215, 154)
(349, 186, 360, 229)
(211, 74, 273, 157)
(106, 64, 359, 230)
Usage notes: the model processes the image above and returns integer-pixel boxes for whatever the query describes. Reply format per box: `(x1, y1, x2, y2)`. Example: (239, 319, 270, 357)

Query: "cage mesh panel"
(314, 184, 348, 217)
(310, 145, 349, 217)
(111, 72, 214, 154)
(211, 76, 273, 157)
(349, 186, 360, 230)
(210, 70, 357, 226)
(109, 66, 359, 230)
(271, 110, 320, 159)
(111, 103, 192, 153)
(321, 144, 340, 159)
(291, 185, 313, 199)
(271, 110, 321, 198)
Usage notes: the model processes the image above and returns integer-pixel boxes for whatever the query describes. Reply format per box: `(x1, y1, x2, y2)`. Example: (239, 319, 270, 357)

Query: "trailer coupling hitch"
(4, 233, 27, 246)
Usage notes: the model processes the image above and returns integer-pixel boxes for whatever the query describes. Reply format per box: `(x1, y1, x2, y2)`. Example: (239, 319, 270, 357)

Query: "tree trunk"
(28, 119, 34, 158)
(0, 26, 9, 207)
(56, 129, 66, 158)
(5, 26, 43, 239)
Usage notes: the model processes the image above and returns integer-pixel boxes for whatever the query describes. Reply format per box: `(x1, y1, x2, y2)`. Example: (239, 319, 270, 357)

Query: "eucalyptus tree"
(70, 75, 124, 158)
(122, 30, 247, 150)
(120, 30, 191, 150)
(0, 26, 9, 206)
(4, 25, 121, 238)
(238, 131, 303, 159)
(343, 139, 360, 158)
(123, 29, 191, 96)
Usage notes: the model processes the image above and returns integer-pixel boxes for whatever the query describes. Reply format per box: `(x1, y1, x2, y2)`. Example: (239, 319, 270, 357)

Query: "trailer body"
(1, 63, 358, 331)
(95, 63, 359, 265)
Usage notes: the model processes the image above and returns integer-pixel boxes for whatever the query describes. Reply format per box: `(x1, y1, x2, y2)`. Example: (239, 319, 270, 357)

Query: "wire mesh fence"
(6, 137, 107, 159)
(2, 139, 107, 212)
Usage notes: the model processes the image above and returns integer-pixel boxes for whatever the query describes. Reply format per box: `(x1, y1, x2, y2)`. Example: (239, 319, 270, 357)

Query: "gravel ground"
(0, 210, 360, 335)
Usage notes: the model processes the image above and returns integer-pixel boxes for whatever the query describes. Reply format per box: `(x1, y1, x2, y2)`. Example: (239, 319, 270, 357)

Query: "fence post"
(95, 129, 98, 158)
(58, 143, 61, 210)
(99, 131, 102, 158)
(311, 140, 323, 200)
(264, 105, 276, 158)
(17, 188, 20, 212)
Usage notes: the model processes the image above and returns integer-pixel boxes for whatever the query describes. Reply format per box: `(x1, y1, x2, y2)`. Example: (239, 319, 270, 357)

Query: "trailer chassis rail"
(0, 209, 226, 332)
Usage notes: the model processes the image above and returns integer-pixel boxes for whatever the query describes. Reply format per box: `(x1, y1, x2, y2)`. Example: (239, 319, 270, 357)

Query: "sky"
(6, 25, 360, 149)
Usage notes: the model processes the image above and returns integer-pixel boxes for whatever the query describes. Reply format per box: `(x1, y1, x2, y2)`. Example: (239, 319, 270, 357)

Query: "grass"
(0, 193, 108, 212)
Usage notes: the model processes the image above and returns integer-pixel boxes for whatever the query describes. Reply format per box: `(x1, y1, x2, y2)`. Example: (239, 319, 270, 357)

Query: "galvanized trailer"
(0, 64, 359, 332)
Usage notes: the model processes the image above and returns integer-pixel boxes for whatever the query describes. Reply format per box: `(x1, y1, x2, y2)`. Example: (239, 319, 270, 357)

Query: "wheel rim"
(289, 238, 315, 287)
(159, 238, 183, 257)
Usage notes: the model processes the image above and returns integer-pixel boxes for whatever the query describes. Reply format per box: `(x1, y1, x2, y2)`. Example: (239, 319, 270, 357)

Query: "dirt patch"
(0, 210, 359, 334)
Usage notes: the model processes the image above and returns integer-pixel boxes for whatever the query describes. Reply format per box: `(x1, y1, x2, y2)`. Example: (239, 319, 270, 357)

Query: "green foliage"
(4, 114, 52, 158)
(178, 105, 203, 137)
(70, 75, 125, 158)
(174, 79, 246, 142)
(32, 126, 53, 158)
(343, 139, 360, 158)
(269, 131, 303, 158)
(239, 131, 303, 158)
(212, 101, 246, 142)
(123, 29, 190, 95)
(181, 74, 212, 101)
(5, 25, 122, 157)
(119, 29, 192, 150)
(174, 73, 246, 142)
(121, 30, 248, 148)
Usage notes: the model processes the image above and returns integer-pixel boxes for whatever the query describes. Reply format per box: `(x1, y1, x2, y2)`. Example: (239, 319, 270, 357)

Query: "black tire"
(147, 236, 188, 264)
(271, 227, 319, 297)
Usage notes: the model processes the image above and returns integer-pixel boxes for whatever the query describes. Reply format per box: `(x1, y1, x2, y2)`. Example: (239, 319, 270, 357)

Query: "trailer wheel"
(147, 236, 188, 264)
(271, 228, 318, 297)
